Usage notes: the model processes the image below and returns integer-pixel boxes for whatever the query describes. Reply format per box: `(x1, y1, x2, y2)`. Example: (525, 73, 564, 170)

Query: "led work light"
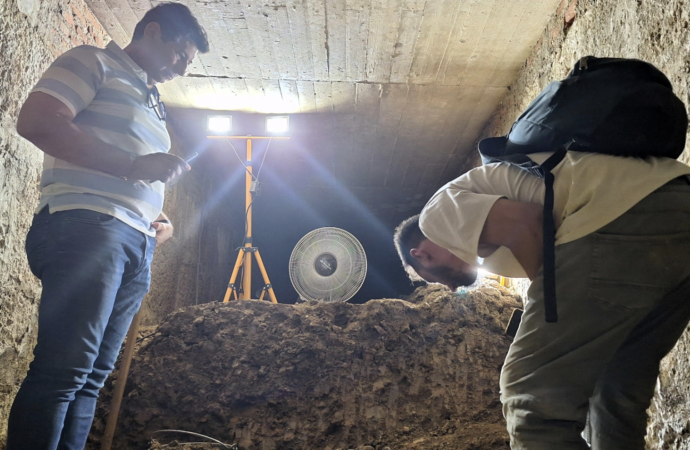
(207, 115, 232, 133)
(265, 115, 289, 134)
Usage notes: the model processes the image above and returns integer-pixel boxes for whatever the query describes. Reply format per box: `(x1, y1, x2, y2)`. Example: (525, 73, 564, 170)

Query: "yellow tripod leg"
(254, 249, 277, 303)
(223, 249, 245, 303)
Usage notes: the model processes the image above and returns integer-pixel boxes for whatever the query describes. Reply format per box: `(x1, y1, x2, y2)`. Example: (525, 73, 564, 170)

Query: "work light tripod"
(208, 136, 288, 303)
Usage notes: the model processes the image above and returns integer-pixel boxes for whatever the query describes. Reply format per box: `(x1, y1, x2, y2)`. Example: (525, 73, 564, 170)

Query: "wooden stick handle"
(101, 311, 142, 450)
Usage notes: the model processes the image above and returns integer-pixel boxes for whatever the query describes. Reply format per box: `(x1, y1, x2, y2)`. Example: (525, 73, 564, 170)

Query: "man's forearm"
(17, 93, 134, 177)
(19, 115, 134, 177)
(480, 198, 544, 280)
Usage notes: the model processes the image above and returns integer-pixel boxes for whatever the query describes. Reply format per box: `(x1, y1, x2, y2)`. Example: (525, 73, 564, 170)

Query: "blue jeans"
(500, 176, 690, 449)
(6, 209, 155, 450)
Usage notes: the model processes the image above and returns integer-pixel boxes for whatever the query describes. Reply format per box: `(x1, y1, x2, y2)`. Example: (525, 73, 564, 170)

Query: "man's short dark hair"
(133, 2, 209, 53)
(393, 215, 426, 282)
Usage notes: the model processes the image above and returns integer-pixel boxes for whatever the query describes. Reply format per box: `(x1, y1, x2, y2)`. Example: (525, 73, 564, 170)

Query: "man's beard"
(426, 265, 478, 290)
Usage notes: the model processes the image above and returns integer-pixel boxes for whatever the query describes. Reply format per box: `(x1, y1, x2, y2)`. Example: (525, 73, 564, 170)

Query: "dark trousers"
(501, 177, 690, 449)
(6, 209, 154, 450)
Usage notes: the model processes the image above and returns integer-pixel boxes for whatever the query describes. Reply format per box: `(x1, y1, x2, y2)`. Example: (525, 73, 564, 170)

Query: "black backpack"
(478, 56, 688, 323)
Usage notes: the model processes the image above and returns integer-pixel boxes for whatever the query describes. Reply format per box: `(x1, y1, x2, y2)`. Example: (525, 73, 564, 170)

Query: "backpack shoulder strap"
(540, 147, 567, 323)
(479, 146, 567, 323)
(480, 151, 551, 179)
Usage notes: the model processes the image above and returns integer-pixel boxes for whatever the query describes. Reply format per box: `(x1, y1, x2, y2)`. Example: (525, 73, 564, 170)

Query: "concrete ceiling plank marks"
(87, 0, 562, 104)
(84, 0, 562, 194)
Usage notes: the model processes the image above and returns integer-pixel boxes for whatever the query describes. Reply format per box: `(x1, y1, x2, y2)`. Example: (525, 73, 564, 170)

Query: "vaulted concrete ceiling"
(86, 0, 561, 225)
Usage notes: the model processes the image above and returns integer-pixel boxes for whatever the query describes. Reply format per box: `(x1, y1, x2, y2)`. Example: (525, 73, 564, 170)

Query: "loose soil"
(88, 281, 521, 450)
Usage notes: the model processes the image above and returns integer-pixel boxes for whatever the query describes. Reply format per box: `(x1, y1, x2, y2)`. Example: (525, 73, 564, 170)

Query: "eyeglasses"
(147, 86, 166, 121)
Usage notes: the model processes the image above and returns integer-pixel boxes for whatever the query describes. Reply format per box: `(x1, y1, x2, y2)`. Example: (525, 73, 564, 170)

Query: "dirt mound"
(90, 281, 521, 450)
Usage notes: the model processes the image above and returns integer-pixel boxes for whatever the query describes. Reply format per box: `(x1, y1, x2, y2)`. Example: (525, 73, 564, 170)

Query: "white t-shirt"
(419, 152, 690, 278)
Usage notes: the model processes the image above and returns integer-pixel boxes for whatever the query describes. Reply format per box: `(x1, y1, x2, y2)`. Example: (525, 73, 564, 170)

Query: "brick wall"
(0, 0, 109, 446)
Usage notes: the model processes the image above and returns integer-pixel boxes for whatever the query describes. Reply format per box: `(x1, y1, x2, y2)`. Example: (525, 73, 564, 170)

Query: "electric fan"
(289, 227, 367, 302)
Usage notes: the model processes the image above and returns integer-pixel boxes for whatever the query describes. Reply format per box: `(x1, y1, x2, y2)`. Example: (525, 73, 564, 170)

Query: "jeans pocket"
(61, 209, 117, 226)
(26, 218, 50, 278)
(589, 231, 690, 310)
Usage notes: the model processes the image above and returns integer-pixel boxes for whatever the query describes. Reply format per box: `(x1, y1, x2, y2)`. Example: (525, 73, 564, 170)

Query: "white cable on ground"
(151, 429, 236, 449)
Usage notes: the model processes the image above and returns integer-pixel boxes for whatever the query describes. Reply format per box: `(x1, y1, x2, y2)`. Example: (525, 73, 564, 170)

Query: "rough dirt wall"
(0, 0, 108, 447)
(482, 0, 690, 168)
(88, 283, 521, 450)
(480, 1, 690, 448)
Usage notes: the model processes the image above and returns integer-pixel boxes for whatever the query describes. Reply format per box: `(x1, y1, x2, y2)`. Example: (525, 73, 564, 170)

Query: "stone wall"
(0, 0, 109, 446)
(480, 1, 690, 448)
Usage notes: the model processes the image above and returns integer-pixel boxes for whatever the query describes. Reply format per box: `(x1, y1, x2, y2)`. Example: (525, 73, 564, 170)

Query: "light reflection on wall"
(161, 89, 302, 114)
(158, 79, 358, 114)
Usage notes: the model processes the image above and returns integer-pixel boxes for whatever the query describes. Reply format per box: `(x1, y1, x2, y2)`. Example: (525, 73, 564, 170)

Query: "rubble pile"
(90, 282, 521, 450)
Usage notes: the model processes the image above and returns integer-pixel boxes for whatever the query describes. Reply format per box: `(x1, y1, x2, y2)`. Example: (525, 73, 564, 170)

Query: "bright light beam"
(256, 165, 330, 228)
(203, 162, 247, 216)
(298, 146, 393, 239)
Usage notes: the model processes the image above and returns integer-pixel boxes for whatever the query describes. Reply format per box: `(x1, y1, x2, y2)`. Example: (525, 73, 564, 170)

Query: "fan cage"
(289, 227, 367, 302)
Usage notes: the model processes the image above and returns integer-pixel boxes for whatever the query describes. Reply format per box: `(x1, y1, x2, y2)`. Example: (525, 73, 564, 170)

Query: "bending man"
(394, 151, 690, 449)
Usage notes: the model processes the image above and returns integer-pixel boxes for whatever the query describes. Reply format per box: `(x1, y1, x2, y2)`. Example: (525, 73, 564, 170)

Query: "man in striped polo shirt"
(7, 4, 208, 449)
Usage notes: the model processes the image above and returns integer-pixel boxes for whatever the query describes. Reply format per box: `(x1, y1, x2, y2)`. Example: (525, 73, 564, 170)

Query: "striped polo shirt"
(31, 41, 170, 236)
